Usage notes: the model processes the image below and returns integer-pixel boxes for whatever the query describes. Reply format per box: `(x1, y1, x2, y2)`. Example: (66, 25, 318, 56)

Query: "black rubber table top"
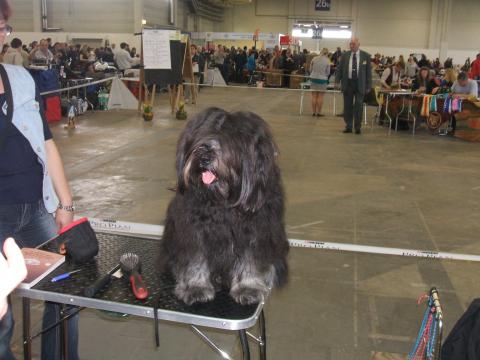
(33, 232, 259, 321)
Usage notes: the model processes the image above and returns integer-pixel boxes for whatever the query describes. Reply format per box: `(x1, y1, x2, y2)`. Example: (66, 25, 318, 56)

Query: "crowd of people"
(0, 36, 141, 77)
(0, 33, 478, 124)
(191, 44, 315, 86)
(1, 33, 478, 95)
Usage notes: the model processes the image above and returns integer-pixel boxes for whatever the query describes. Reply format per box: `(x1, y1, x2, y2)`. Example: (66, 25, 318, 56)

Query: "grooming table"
(16, 231, 266, 360)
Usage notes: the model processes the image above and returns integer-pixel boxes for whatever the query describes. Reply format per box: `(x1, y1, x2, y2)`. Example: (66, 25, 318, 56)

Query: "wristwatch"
(58, 202, 75, 212)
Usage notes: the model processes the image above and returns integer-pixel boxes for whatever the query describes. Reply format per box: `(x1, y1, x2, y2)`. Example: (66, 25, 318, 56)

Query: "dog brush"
(120, 252, 149, 300)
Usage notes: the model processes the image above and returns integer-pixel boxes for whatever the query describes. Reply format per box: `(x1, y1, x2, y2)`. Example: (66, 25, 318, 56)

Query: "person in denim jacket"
(0, 1, 79, 359)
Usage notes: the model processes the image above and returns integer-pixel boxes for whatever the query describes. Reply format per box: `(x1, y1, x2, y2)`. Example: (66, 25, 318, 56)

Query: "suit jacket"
(336, 50, 372, 95)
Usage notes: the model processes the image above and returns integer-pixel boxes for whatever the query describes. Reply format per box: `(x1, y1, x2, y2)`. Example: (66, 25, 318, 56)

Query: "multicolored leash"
(409, 288, 443, 360)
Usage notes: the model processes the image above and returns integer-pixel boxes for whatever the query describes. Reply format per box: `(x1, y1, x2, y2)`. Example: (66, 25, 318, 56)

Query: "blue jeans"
(0, 200, 79, 360)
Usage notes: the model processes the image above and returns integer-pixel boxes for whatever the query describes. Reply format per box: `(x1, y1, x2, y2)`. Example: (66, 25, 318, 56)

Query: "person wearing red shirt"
(469, 53, 480, 80)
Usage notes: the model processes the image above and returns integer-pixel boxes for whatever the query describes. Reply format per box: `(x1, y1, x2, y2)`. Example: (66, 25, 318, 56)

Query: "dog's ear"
(234, 127, 276, 213)
(175, 130, 189, 193)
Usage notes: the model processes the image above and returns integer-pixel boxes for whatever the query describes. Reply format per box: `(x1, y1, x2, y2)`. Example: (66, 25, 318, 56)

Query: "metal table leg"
(395, 96, 406, 132)
(385, 95, 392, 135)
(22, 297, 31, 360)
(60, 304, 69, 360)
(191, 325, 233, 360)
(299, 89, 304, 115)
(239, 329, 251, 360)
(333, 92, 337, 116)
(408, 97, 417, 136)
(259, 310, 267, 360)
(363, 104, 367, 125)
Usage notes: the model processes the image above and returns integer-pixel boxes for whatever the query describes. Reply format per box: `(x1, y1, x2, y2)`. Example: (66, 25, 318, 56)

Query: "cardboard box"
(266, 69, 283, 87)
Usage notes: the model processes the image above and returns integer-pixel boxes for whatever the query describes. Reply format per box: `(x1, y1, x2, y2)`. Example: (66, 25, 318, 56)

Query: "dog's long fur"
(162, 108, 289, 305)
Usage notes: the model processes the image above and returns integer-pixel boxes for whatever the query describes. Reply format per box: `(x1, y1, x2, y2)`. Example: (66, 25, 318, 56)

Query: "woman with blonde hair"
(309, 47, 330, 116)
(443, 67, 457, 87)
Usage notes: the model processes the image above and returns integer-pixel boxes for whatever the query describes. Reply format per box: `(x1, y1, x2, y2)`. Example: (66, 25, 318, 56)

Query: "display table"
(16, 231, 266, 360)
(383, 93, 480, 137)
(299, 82, 340, 115)
(378, 89, 416, 134)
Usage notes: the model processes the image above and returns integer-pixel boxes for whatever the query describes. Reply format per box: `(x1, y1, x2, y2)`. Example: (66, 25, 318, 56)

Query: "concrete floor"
(10, 85, 480, 360)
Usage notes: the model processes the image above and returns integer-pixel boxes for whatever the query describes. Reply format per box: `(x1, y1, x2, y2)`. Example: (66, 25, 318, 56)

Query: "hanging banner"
(315, 0, 331, 11)
(279, 35, 291, 46)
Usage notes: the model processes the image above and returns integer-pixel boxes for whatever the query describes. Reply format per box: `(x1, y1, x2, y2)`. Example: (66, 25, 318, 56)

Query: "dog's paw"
(230, 286, 264, 305)
(175, 285, 215, 305)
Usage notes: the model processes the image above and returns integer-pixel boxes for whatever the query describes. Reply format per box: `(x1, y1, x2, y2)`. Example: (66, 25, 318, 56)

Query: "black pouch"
(57, 217, 99, 264)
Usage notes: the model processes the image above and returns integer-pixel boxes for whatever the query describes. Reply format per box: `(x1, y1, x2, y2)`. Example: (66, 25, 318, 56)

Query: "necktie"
(352, 52, 358, 80)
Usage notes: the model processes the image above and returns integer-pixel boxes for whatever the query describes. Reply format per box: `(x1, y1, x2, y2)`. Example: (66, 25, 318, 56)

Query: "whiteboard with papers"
(142, 29, 172, 69)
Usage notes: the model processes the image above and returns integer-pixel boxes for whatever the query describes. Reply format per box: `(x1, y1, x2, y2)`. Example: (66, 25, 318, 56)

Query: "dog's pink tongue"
(202, 171, 216, 185)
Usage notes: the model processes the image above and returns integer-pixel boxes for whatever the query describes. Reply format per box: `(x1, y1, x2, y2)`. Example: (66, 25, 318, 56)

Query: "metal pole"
(190, 325, 232, 360)
(239, 329, 251, 360)
(22, 297, 31, 360)
(259, 310, 267, 360)
(60, 304, 69, 360)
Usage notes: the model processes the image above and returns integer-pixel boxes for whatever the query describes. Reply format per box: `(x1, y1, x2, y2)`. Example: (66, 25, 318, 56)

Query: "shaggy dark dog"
(162, 107, 289, 306)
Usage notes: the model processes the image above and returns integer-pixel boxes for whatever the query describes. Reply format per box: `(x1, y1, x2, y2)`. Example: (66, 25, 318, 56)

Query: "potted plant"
(176, 101, 187, 120)
(142, 102, 154, 121)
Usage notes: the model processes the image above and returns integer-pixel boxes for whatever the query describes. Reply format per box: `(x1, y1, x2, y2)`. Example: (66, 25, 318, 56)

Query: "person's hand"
(0, 238, 27, 319)
(55, 209, 74, 231)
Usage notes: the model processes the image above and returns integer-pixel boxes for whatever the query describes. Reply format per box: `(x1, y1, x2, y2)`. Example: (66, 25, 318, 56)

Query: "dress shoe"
(355, 129, 361, 134)
(342, 128, 352, 133)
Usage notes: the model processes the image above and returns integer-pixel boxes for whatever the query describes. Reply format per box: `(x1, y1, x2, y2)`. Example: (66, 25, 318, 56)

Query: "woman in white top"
(405, 56, 418, 78)
(309, 48, 331, 116)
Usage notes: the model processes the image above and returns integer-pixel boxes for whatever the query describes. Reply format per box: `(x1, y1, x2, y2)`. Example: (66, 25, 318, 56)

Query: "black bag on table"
(56, 217, 99, 264)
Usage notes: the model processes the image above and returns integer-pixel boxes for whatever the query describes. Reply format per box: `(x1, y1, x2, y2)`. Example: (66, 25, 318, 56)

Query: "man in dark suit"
(336, 37, 372, 134)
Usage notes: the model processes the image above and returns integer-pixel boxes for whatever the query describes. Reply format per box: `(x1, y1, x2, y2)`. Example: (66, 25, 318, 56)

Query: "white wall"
(355, 0, 431, 48)
(9, 0, 213, 34)
(46, 0, 133, 33)
(8, 0, 33, 31)
(144, 0, 170, 28)
(8, 0, 479, 64)
(448, 0, 480, 50)
(221, 0, 480, 63)
(7, 0, 214, 50)
(222, 0, 289, 33)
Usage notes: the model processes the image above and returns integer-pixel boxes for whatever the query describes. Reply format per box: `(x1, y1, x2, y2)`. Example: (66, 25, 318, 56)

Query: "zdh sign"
(315, 0, 331, 11)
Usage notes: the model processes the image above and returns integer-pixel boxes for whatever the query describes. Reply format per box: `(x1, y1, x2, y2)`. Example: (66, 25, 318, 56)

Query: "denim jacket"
(2, 64, 58, 213)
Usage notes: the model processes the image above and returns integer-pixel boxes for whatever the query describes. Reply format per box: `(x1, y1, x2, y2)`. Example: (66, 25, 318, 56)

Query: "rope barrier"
(38, 75, 342, 97)
(288, 238, 480, 262)
(183, 81, 342, 94)
(82, 217, 480, 263)
(39, 76, 119, 96)
(252, 69, 320, 79)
